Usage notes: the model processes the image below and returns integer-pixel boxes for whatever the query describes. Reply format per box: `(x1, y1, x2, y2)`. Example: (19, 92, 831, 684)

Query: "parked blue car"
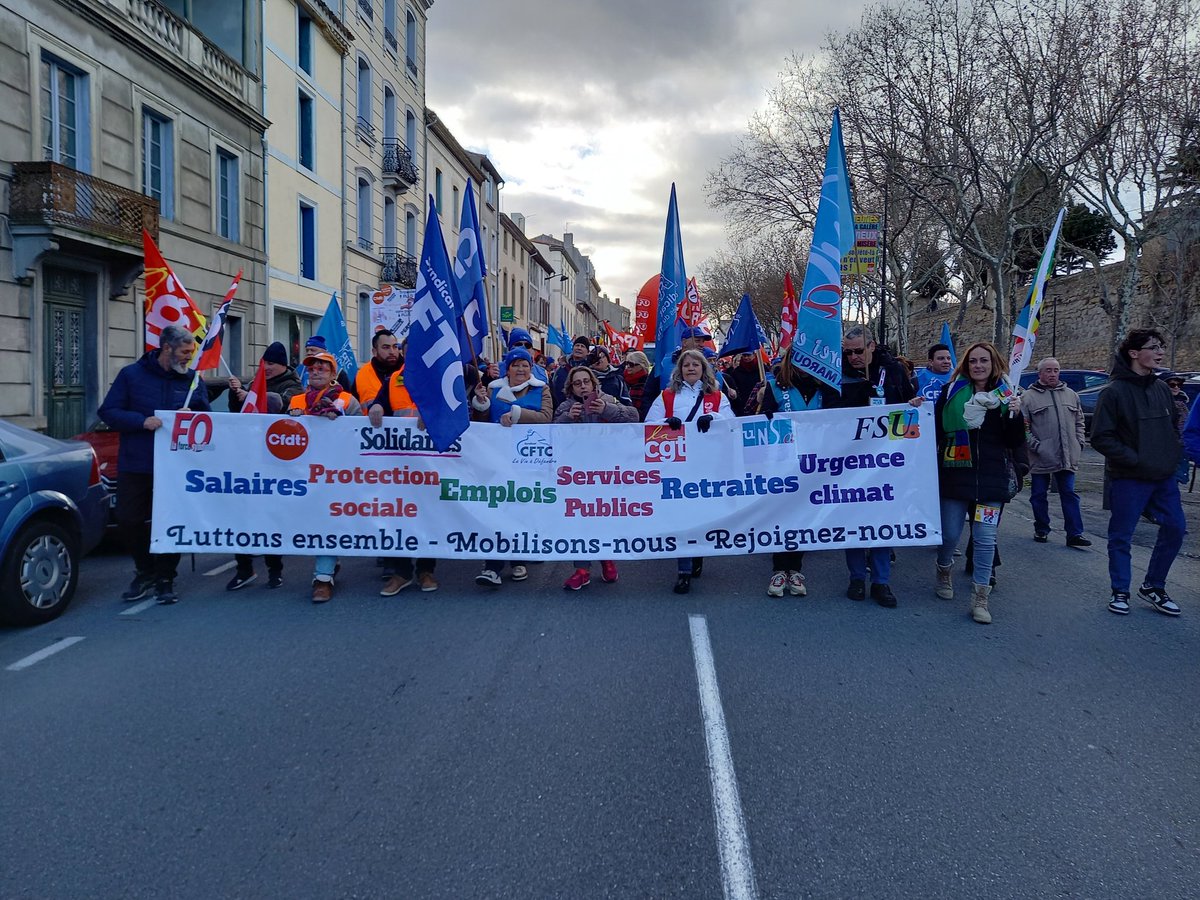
(0, 421, 107, 626)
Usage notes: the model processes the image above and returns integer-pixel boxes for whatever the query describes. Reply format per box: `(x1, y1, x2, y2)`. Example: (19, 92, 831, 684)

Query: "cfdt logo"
(513, 429, 553, 465)
(170, 412, 213, 451)
(644, 424, 687, 462)
(265, 418, 309, 460)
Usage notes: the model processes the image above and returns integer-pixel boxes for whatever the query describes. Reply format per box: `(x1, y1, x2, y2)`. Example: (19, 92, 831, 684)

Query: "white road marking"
(119, 599, 158, 616)
(203, 560, 236, 576)
(6, 636, 86, 671)
(688, 614, 759, 900)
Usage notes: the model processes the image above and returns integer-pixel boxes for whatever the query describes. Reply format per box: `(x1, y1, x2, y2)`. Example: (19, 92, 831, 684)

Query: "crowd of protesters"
(99, 322, 1195, 622)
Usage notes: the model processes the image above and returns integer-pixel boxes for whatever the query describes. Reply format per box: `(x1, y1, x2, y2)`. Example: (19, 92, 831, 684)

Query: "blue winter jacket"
(98, 351, 211, 474)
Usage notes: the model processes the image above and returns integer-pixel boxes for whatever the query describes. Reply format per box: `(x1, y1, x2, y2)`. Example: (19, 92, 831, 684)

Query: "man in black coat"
(830, 325, 917, 609)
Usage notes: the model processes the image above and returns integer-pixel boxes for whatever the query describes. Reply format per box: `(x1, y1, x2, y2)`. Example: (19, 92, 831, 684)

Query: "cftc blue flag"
(408, 196, 469, 452)
(301, 292, 358, 386)
(452, 182, 489, 362)
(654, 184, 689, 388)
(718, 293, 770, 357)
(940, 321, 957, 367)
(790, 108, 855, 391)
(548, 322, 571, 356)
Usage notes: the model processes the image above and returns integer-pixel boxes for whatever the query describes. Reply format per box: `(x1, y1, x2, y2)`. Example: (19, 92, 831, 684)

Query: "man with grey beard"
(100, 324, 211, 605)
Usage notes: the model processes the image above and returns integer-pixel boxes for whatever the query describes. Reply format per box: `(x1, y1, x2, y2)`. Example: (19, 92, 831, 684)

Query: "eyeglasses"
(570, 380, 593, 387)
(846, 348, 866, 356)
(1139, 343, 1165, 351)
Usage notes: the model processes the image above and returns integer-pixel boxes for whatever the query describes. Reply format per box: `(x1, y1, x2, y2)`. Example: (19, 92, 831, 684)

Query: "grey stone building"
(0, 0, 268, 436)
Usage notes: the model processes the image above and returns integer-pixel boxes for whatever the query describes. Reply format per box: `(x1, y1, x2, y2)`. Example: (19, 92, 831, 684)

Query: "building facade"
(0, 0, 268, 436)
(343, 0, 429, 361)
(263, 0, 354, 369)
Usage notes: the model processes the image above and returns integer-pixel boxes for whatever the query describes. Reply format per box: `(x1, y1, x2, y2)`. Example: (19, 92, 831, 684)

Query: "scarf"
(303, 384, 343, 417)
(940, 377, 974, 467)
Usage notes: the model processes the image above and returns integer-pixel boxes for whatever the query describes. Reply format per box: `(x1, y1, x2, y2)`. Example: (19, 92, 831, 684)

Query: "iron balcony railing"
(381, 247, 417, 288)
(356, 115, 376, 144)
(381, 138, 418, 185)
(10, 161, 159, 245)
(384, 27, 398, 53)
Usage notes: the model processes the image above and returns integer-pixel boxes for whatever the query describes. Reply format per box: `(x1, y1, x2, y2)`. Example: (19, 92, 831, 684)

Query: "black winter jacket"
(98, 351, 212, 474)
(831, 348, 915, 409)
(934, 387, 1026, 503)
(1090, 354, 1181, 480)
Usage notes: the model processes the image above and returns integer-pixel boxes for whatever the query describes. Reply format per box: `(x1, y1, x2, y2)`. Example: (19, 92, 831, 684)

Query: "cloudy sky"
(426, 1, 867, 309)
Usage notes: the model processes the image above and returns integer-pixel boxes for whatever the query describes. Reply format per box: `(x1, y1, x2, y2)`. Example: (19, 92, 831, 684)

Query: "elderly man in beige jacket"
(1023, 357, 1090, 547)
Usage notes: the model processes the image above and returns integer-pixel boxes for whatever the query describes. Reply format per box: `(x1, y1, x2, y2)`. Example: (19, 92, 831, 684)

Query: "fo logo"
(170, 412, 213, 451)
(265, 418, 309, 460)
(644, 424, 686, 462)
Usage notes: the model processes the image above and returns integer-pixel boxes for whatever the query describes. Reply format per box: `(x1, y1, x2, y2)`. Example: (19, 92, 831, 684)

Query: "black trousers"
(234, 554, 283, 576)
(116, 471, 180, 581)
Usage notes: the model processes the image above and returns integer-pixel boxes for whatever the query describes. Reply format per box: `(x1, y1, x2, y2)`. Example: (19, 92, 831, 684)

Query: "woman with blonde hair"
(646, 349, 731, 593)
(934, 340, 1025, 624)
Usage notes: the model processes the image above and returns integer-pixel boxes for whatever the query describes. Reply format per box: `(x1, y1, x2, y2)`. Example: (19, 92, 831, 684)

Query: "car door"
(0, 434, 30, 546)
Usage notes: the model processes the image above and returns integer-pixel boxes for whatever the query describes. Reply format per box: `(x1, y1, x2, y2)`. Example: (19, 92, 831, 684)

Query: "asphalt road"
(2, 487, 1197, 899)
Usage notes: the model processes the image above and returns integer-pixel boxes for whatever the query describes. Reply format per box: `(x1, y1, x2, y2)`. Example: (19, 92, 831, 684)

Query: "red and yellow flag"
(142, 229, 207, 351)
(779, 272, 799, 351)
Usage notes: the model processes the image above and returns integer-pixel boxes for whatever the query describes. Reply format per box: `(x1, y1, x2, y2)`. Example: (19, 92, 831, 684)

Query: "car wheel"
(0, 521, 80, 626)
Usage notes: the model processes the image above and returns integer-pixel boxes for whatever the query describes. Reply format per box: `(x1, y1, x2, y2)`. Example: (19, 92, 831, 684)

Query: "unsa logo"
(265, 418, 309, 460)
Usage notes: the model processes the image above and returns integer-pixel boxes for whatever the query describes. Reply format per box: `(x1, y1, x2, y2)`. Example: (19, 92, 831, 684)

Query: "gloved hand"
(696, 414, 713, 434)
(666, 416, 683, 430)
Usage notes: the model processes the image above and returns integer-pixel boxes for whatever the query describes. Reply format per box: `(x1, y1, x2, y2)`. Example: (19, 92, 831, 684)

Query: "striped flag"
(192, 270, 243, 372)
(1009, 208, 1065, 385)
(779, 272, 799, 350)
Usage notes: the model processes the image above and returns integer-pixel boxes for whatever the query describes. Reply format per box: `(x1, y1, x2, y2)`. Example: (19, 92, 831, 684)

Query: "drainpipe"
(260, 0, 269, 354)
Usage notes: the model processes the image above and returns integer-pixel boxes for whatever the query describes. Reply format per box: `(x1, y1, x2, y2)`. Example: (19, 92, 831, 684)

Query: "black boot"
(691, 558, 704, 578)
(674, 574, 691, 594)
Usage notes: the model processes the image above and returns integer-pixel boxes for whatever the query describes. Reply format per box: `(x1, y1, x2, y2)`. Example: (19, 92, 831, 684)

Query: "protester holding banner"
(472, 347, 552, 587)
(227, 390, 287, 591)
(933, 341, 1025, 624)
(833, 325, 918, 609)
(619, 350, 660, 421)
(353, 330, 404, 402)
(553, 366, 639, 591)
(291, 349, 362, 603)
(228, 341, 301, 411)
(758, 353, 839, 599)
(99, 325, 212, 606)
(303, 335, 354, 393)
(646, 349, 731, 594)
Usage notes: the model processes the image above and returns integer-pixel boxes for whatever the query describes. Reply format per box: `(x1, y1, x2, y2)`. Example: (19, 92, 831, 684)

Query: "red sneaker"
(563, 568, 591, 591)
(600, 561, 618, 583)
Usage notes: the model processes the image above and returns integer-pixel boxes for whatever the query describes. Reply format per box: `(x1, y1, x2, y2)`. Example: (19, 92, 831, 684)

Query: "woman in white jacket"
(646, 349, 732, 593)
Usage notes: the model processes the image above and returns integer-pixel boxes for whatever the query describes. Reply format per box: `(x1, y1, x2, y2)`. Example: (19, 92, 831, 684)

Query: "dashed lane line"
(6, 636, 86, 671)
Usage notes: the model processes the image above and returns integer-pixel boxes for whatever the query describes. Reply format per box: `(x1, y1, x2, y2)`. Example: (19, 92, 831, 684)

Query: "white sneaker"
(510, 565, 528, 581)
(475, 569, 501, 587)
(767, 571, 786, 597)
(787, 571, 807, 596)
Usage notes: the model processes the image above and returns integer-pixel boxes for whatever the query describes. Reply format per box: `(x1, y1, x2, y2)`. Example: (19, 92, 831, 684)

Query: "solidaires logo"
(266, 419, 309, 460)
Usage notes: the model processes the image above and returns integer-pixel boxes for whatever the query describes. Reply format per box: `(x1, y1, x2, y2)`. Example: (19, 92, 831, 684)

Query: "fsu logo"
(170, 412, 213, 451)
(644, 424, 687, 462)
(265, 418, 309, 460)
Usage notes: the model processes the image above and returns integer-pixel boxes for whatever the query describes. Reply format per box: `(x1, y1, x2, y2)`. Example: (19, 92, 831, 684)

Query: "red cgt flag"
(779, 271, 799, 351)
(142, 229, 207, 351)
(239, 359, 268, 413)
(603, 320, 642, 352)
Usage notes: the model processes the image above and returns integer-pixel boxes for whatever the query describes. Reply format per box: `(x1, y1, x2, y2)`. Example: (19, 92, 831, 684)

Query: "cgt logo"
(644, 424, 687, 462)
(266, 418, 309, 460)
(170, 412, 213, 451)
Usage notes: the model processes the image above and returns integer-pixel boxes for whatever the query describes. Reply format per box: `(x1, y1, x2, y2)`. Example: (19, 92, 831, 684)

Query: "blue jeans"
(1107, 477, 1187, 592)
(845, 547, 891, 584)
(314, 556, 337, 581)
(938, 498, 999, 587)
(1030, 471, 1084, 537)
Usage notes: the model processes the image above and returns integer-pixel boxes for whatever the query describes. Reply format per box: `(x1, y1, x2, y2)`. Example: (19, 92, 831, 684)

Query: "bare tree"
(699, 230, 808, 341)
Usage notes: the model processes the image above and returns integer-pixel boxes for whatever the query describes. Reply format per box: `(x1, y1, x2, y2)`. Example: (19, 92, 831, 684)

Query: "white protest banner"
(369, 285, 417, 343)
(151, 405, 941, 559)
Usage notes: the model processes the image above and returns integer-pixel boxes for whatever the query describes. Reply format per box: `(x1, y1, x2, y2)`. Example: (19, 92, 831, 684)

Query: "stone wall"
(904, 244, 1200, 372)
